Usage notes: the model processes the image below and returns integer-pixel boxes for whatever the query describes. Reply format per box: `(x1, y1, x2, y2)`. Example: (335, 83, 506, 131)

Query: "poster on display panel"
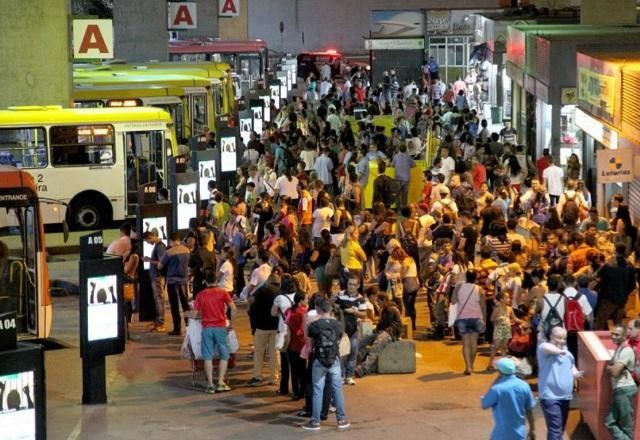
(260, 95, 271, 122)
(250, 100, 263, 135)
(269, 80, 281, 110)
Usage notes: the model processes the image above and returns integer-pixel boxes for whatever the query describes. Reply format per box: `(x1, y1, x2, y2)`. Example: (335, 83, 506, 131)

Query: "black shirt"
(189, 248, 217, 295)
(250, 283, 279, 330)
(460, 224, 478, 259)
(308, 317, 342, 365)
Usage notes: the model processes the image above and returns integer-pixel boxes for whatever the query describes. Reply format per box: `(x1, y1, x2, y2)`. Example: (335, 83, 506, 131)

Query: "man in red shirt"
(194, 269, 237, 394)
(536, 148, 551, 182)
(471, 155, 486, 192)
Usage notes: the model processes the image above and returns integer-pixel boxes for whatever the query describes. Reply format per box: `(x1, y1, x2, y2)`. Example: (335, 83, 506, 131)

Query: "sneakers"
(205, 385, 216, 394)
(247, 377, 263, 386)
(337, 420, 351, 430)
(344, 377, 356, 386)
(215, 383, 231, 393)
(301, 420, 321, 431)
(151, 325, 166, 333)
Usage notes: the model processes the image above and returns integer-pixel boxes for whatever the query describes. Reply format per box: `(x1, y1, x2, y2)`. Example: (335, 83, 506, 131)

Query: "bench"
(377, 339, 416, 374)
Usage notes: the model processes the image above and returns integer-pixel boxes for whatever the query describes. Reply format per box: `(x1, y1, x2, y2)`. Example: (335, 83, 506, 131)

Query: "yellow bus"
(0, 106, 177, 229)
(73, 72, 214, 140)
(76, 61, 236, 117)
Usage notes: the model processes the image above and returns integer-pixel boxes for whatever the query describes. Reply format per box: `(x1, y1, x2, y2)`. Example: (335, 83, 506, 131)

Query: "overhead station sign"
(219, 0, 240, 17)
(73, 19, 113, 59)
(168, 2, 197, 29)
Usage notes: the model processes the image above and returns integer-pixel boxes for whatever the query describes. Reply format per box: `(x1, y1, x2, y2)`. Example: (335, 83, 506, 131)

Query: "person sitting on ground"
(354, 294, 402, 377)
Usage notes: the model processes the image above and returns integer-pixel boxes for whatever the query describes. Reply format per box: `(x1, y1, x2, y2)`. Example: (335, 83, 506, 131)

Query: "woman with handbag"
(450, 270, 485, 375)
(285, 293, 308, 400)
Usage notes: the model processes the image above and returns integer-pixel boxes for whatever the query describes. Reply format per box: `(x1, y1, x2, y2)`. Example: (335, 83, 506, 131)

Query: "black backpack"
(313, 320, 339, 367)
(542, 295, 565, 340)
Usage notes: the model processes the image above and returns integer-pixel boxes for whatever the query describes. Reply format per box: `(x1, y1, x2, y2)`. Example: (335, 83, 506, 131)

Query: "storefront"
(505, 24, 640, 186)
(575, 51, 640, 218)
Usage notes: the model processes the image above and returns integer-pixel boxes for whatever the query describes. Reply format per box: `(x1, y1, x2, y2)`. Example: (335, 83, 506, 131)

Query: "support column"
(0, 0, 71, 108)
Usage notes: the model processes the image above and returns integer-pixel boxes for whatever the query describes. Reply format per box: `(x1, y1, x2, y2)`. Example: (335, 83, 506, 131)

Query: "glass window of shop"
(428, 36, 472, 84)
(559, 105, 582, 172)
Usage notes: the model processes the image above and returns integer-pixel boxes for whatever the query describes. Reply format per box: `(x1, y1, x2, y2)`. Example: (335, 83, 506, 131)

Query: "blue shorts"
(201, 327, 230, 361)
(455, 318, 485, 335)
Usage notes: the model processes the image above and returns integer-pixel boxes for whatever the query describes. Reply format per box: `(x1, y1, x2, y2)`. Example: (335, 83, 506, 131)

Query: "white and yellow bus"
(0, 106, 177, 229)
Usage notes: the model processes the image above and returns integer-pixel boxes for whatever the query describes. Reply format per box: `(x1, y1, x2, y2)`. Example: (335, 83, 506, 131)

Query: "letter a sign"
(73, 20, 114, 59)
(219, 0, 240, 17)
(168, 2, 197, 29)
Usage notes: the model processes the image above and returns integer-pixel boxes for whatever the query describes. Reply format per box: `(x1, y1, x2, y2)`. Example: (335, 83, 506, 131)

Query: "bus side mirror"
(62, 219, 69, 243)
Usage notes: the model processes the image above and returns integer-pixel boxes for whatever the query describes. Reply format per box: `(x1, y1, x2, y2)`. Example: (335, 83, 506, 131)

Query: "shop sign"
(506, 62, 524, 87)
(575, 108, 618, 149)
(524, 74, 536, 95)
(536, 80, 549, 103)
(168, 2, 197, 29)
(506, 26, 525, 69)
(371, 10, 424, 38)
(596, 147, 633, 184)
(218, 0, 240, 17)
(365, 39, 424, 50)
(426, 10, 450, 34)
(561, 88, 578, 105)
(578, 67, 616, 124)
(73, 20, 113, 59)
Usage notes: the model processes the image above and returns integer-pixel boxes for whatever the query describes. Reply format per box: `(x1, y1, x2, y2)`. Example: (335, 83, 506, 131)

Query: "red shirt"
(421, 181, 433, 205)
(285, 305, 308, 352)
(194, 287, 232, 328)
(472, 163, 487, 192)
(536, 156, 550, 182)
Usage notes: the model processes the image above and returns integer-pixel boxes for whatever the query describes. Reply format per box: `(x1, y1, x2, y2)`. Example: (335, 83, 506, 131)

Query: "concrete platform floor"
(44, 257, 594, 440)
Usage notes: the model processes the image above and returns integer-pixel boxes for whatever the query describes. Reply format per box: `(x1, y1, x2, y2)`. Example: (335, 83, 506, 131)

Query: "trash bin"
(490, 106, 503, 125)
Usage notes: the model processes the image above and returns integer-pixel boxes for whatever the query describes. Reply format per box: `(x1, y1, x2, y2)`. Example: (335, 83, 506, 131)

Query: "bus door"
(142, 97, 184, 140)
(239, 54, 262, 92)
(125, 130, 166, 211)
(185, 89, 208, 138)
(0, 200, 39, 336)
(212, 83, 224, 119)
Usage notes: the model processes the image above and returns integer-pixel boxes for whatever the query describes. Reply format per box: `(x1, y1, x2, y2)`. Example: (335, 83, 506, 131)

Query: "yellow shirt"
(340, 240, 366, 270)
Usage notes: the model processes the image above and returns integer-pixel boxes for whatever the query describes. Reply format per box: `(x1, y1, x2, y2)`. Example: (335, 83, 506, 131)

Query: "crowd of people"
(106, 60, 640, 437)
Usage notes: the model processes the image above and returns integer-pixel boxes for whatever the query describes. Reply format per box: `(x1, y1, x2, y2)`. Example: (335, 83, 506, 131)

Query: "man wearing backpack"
(372, 160, 397, 206)
(557, 181, 587, 229)
(539, 274, 566, 342)
(302, 297, 350, 431)
(562, 274, 592, 361)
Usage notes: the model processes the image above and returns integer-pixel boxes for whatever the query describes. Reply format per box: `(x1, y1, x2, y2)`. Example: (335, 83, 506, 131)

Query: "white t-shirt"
(275, 175, 299, 199)
(440, 156, 456, 184)
(543, 165, 564, 196)
(106, 235, 132, 259)
(300, 150, 317, 171)
(218, 260, 234, 292)
(273, 293, 296, 332)
(249, 263, 271, 287)
(312, 207, 334, 238)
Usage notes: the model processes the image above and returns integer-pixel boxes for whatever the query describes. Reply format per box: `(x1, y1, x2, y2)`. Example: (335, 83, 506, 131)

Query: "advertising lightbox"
(220, 136, 237, 173)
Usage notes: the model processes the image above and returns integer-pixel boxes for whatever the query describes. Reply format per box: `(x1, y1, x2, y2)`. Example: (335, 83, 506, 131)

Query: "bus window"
(212, 84, 224, 117)
(239, 54, 262, 81)
(0, 205, 38, 334)
(0, 127, 47, 168)
(191, 94, 207, 137)
(50, 125, 115, 167)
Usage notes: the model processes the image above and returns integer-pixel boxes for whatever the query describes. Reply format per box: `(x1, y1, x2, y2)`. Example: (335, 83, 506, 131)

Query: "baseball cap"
(495, 358, 516, 375)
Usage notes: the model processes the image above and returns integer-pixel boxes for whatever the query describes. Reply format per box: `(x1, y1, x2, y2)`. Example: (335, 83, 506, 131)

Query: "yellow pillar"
(0, 0, 71, 107)
(581, 0, 637, 25)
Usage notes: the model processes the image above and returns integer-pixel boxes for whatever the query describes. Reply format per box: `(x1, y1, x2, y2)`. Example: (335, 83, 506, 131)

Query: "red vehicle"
(169, 38, 268, 97)
(296, 50, 344, 80)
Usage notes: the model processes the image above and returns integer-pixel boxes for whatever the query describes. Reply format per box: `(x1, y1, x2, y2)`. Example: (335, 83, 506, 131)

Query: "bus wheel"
(69, 197, 103, 230)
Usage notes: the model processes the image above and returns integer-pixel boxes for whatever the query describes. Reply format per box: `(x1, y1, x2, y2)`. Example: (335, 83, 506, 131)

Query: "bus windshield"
(0, 203, 38, 335)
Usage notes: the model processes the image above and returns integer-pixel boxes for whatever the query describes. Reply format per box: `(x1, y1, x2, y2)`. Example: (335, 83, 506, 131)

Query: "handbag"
(275, 325, 291, 352)
(123, 283, 135, 303)
(403, 276, 420, 294)
(338, 333, 351, 357)
(324, 254, 341, 277)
